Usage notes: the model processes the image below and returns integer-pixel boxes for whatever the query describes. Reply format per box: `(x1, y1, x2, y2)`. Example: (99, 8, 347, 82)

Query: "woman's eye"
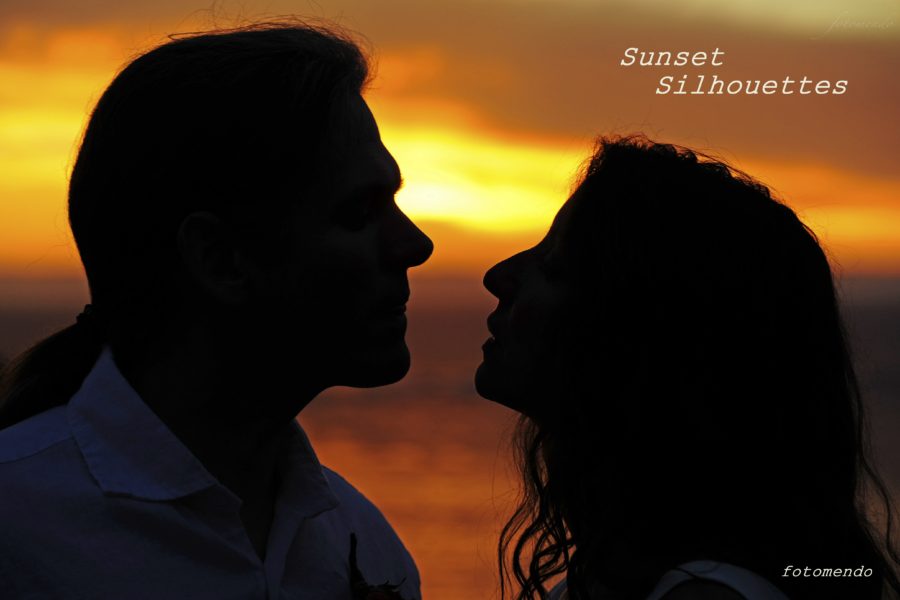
(540, 256, 565, 280)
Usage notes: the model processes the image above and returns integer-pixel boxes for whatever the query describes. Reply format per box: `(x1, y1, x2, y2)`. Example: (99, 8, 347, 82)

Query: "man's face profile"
(254, 97, 433, 392)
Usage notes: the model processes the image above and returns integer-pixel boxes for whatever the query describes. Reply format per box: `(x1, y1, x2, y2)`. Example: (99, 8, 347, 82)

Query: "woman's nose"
(483, 254, 520, 300)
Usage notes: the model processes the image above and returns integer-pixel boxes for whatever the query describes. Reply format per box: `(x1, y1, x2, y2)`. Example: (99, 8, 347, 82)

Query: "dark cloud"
(339, 1, 900, 182)
(2, 0, 897, 181)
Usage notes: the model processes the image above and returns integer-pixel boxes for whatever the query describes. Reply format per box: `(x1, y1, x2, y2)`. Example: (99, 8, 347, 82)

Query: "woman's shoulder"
(647, 561, 790, 600)
(554, 561, 790, 600)
(659, 579, 747, 600)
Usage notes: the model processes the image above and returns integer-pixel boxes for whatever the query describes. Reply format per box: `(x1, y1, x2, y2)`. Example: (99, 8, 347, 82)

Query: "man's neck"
(117, 335, 317, 505)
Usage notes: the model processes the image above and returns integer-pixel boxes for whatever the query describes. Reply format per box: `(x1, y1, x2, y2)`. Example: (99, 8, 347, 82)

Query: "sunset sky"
(1, 4, 898, 597)
(1, 0, 898, 279)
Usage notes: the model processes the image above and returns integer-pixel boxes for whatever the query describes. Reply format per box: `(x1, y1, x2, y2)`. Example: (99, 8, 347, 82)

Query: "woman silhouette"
(477, 136, 899, 600)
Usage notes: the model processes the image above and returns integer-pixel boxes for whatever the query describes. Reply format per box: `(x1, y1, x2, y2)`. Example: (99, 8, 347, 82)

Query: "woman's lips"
(486, 312, 504, 341)
(383, 303, 407, 317)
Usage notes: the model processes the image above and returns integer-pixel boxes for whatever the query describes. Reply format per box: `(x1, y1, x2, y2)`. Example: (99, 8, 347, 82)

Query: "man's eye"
(336, 192, 395, 231)
(338, 203, 375, 231)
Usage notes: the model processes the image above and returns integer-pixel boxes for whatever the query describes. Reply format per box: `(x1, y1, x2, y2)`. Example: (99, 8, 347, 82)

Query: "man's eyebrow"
(346, 177, 403, 198)
(345, 163, 403, 196)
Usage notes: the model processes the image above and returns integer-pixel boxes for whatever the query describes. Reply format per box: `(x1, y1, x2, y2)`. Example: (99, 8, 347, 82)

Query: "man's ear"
(177, 211, 256, 305)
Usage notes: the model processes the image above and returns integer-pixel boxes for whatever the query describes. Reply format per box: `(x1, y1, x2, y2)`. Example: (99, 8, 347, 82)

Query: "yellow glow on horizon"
(4, 105, 900, 276)
(0, 26, 899, 277)
(385, 126, 587, 232)
(0, 110, 83, 182)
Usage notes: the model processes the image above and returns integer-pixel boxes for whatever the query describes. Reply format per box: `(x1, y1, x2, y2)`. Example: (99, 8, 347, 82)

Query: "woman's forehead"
(338, 95, 381, 146)
(551, 194, 580, 233)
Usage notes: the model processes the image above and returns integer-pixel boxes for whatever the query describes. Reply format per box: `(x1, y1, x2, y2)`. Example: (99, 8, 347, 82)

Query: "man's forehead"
(328, 97, 400, 186)
(340, 141, 402, 190)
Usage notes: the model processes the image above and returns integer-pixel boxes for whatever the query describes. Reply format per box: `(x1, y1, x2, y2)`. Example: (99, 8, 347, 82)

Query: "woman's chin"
(475, 362, 517, 408)
(476, 364, 545, 418)
(474, 362, 499, 400)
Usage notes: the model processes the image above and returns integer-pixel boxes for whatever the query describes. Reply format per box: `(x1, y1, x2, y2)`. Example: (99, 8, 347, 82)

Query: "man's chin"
(339, 345, 411, 388)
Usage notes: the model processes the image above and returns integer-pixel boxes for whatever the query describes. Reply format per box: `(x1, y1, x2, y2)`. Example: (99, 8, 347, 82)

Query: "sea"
(0, 274, 897, 599)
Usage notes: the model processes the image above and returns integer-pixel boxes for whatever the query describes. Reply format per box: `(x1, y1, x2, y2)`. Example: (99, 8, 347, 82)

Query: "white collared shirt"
(0, 348, 420, 599)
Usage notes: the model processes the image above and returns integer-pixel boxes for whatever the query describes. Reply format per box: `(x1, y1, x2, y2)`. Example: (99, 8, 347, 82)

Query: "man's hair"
(0, 22, 371, 428)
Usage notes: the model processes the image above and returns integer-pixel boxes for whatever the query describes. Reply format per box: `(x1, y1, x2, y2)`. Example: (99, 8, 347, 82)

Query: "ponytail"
(0, 309, 104, 429)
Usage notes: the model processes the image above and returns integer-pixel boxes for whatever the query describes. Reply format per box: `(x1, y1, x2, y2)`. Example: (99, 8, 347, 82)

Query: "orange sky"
(1, 0, 898, 279)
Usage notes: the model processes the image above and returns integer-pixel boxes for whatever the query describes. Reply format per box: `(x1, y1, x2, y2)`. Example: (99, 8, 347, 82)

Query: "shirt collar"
(67, 347, 218, 500)
(278, 421, 340, 519)
(67, 347, 339, 517)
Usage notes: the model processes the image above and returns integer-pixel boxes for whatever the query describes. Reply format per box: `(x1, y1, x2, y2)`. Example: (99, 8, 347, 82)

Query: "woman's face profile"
(475, 197, 578, 413)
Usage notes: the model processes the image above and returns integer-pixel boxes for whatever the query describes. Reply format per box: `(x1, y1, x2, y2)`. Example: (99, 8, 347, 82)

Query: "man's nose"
(390, 210, 434, 269)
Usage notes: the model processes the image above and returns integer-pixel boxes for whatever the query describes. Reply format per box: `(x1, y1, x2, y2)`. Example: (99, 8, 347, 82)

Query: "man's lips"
(375, 293, 410, 318)
(487, 313, 502, 339)
(383, 303, 407, 317)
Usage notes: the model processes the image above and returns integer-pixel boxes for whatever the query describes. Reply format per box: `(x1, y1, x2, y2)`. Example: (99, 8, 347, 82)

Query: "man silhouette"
(0, 24, 431, 599)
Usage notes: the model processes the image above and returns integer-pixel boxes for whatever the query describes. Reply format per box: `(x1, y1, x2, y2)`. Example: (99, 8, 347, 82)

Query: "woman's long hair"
(0, 22, 370, 429)
(499, 136, 899, 600)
